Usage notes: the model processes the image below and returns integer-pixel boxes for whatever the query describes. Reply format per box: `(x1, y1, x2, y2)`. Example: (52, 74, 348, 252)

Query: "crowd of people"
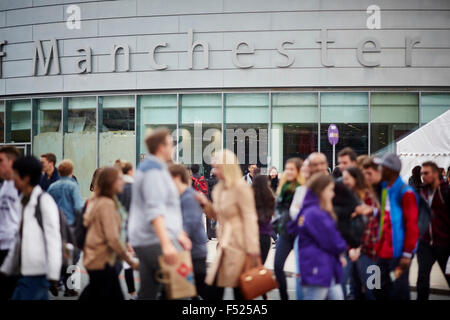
(0, 127, 449, 301)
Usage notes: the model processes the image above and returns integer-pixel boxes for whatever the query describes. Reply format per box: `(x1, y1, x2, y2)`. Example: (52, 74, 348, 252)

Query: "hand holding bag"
(239, 256, 278, 300)
(155, 250, 197, 300)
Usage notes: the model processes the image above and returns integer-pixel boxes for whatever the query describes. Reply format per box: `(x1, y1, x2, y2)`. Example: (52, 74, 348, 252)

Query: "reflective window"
(180, 94, 222, 176)
(138, 94, 177, 161)
(225, 93, 269, 173)
(32, 98, 62, 162)
(6, 99, 31, 143)
(64, 97, 97, 199)
(320, 92, 369, 168)
(99, 95, 135, 168)
(370, 93, 419, 155)
(0, 101, 4, 143)
(421, 93, 450, 125)
(272, 93, 318, 170)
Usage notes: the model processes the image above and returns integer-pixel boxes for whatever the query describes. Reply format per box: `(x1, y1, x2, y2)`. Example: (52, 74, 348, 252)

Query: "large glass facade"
(32, 98, 63, 162)
(64, 96, 97, 199)
(180, 93, 222, 176)
(421, 93, 450, 125)
(6, 99, 31, 143)
(0, 101, 4, 144)
(272, 93, 318, 171)
(320, 92, 369, 169)
(99, 95, 135, 168)
(1, 90, 449, 198)
(370, 93, 419, 155)
(225, 93, 269, 174)
(138, 94, 177, 162)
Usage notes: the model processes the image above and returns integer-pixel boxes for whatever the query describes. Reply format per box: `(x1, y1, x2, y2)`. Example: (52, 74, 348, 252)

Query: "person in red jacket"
(373, 153, 419, 300)
(417, 161, 450, 300)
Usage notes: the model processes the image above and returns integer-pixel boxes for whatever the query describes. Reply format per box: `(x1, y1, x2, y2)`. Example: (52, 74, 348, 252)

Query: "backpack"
(73, 200, 89, 251)
(35, 193, 75, 268)
(192, 176, 209, 196)
(400, 184, 431, 237)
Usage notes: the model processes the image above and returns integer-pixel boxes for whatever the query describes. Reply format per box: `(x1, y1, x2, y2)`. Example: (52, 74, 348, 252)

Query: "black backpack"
(73, 201, 89, 251)
(35, 193, 74, 267)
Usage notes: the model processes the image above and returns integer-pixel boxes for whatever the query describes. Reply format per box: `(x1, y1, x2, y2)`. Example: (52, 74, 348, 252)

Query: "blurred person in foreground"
(196, 149, 260, 300)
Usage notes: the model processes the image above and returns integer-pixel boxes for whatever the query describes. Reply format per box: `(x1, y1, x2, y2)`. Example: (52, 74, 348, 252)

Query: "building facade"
(1, 0, 450, 197)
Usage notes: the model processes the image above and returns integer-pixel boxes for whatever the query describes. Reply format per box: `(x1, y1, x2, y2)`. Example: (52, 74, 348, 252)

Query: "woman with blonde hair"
(195, 149, 261, 300)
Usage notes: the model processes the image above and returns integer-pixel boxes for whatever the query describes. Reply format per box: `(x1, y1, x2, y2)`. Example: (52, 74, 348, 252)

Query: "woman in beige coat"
(196, 149, 261, 300)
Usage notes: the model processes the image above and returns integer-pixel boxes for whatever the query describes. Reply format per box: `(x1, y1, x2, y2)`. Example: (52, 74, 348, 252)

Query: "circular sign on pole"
(328, 124, 339, 145)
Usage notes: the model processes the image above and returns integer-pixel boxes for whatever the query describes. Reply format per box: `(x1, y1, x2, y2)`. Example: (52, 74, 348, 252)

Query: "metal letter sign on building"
(0, 0, 449, 95)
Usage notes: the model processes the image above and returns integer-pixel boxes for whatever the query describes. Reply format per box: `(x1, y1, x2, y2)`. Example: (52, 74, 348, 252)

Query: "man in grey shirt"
(128, 127, 192, 300)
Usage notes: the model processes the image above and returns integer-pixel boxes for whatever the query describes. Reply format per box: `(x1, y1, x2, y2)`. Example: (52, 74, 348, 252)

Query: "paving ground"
(53, 238, 449, 300)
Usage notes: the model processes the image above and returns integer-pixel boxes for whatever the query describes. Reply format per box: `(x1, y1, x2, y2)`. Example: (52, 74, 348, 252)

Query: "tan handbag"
(239, 256, 278, 300)
(155, 250, 197, 300)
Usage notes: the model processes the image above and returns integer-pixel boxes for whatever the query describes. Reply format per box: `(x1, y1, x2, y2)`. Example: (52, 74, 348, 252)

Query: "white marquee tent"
(397, 110, 450, 180)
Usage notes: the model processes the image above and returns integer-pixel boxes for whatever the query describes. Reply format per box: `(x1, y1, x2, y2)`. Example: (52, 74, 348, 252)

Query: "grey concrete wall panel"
(179, 13, 271, 32)
(33, 21, 98, 40)
(223, 0, 450, 12)
(33, 0, 104, 6)
(0, 0, 32, 11)
(137, 0, 223, 16)
(222, 68, 450, 88)
(6, 5, 63, 27)
(98, 16, 178, 36)
(63, 0, 137, 21)
(0, 79, 5, 95)
(0, 12, 5, 28)
(0, 26, 33, 44)
(3, 59, 33, 77)
(137, 70, 224, 89)
(63, 36, 137, 56)
(5, 75, 63, 94)
(3, 43, 34, 61)
(63, 72, 136, 91)
(137, 33, 225, 52)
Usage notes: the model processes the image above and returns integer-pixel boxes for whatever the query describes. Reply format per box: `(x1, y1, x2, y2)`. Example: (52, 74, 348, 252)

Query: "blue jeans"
(340, 252, 355, 299)
(354, 253, 377, 300)
(302, 280, 344, 300)
(12, 276, 49, 300)
(293, 236, 303, 300)
(274, 233, 294, 300)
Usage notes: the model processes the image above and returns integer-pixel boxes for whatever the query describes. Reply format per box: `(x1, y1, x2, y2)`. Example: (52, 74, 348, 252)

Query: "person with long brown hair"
(195, 149, 260, 300)
(342, 166, 379, 300)
(273, 157, 304, 300)
(80, 167, 139, 300)
(288, 173, 347, 300)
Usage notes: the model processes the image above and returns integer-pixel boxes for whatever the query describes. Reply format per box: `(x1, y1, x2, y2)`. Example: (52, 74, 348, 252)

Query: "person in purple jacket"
(288, 173, 348, 300)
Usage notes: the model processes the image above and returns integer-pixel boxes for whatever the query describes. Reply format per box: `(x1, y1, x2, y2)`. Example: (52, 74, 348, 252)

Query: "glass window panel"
(180, 93, 221, 124)
(421, 93, 450, 125)
(225, 93, 269, 172)
(371, 93, 419, 155)
(320, 93, 369, 167)
(321, 92, 369, 123)
(32, 98, 62, 163)
(99, 95, 135, 168)
(180, 94, 222, 176)
(139, 95, 177, 161)
(6, 99, 31, 143)
(64, 97, 97, 199)
(0, 101, 4, 143)
(225, 93, 269, 124)
(272, 93, 318, 170)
